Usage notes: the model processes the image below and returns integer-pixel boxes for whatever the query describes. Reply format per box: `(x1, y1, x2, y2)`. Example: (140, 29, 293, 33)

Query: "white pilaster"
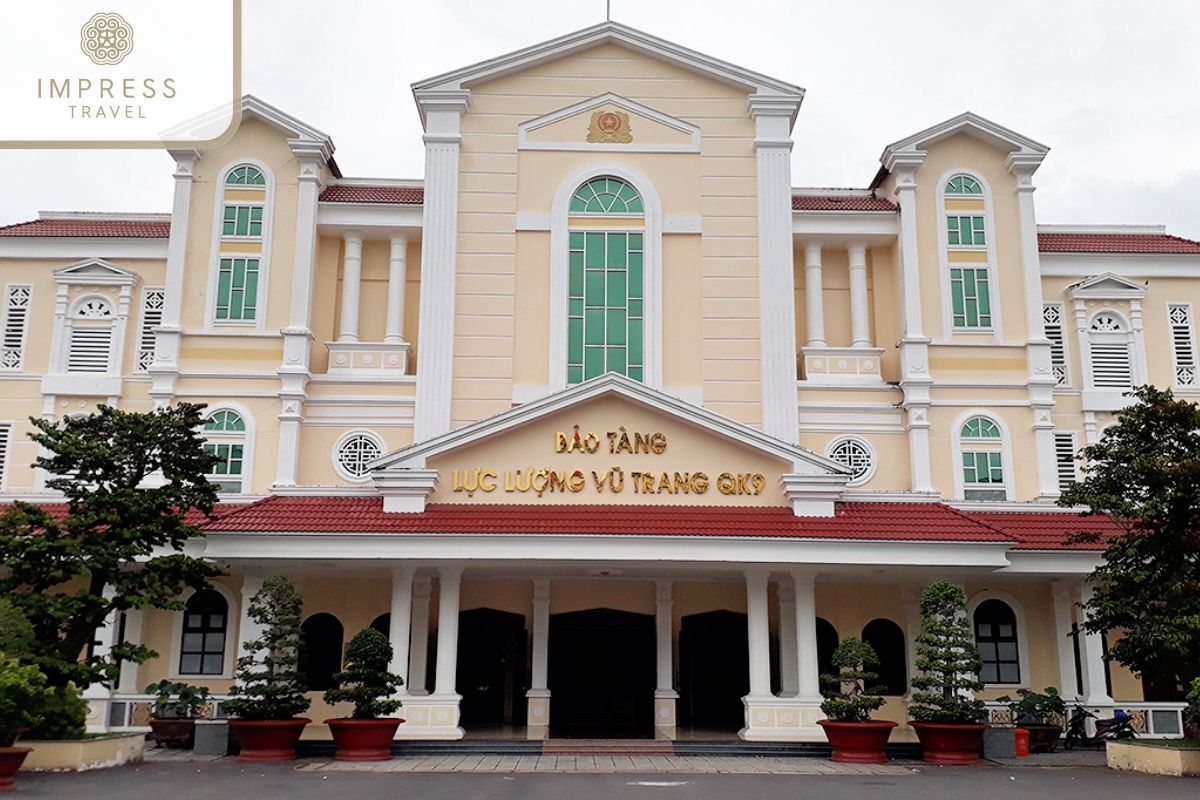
(408, 578, 432, 694)
(433, 567, 463, 698)
(337, 231, 364, 343)
(1051, 581, 1079, 700)
(388, 566, 416, 690)
(847, 242, 871, 348)
(385, 234, 409, 344)
(526, 578, 551, 739)
(1077, 583, 1113, 705)
(803, 243, 826, 347)
(116, 608, 144, 693)
(83, 587, 119, 731)
(235, 574, 266, 664)
(792, 572, 820, 701)
(148, 150, 197, 408)
(776, 582, 798, 697)
(413, 90, 469, 442)
(900, 589, 921, 698)
(744, 571, 772, 699)
(654, 580, 678, 739)
(750, 95, 802, 444)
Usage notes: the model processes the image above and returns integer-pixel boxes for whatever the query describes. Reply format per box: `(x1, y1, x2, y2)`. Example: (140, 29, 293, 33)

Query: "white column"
(413, 90, 469, 441)
(792, 572, 821, 701)
(847, 242, 871, 348)
(408, 577, 432, 694)
(803, 243, 826, 347)
(83, 590, 120, 731)
(1077, 583, 1113, 704)
(385, 234, 409, 344)
(745, 571, 772, 698)
(526, 579, 551, 739)
(236, 574, 266, 664)
(1051, 582, 1079, 700)
(776, 582, 798, 696)
(337, 231, 364, 343)
(116, 608, 144, 693)
(149, 150, 197, 407)
(388, 567, 416, 689)
(900, 589, 921, 698)
(654, 581, 677, 739)
(749, 95, 802, 444)
(433, 567, 462, 697)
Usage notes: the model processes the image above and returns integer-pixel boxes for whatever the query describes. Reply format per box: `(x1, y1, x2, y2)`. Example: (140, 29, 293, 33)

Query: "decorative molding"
(518, 92, 701, 153)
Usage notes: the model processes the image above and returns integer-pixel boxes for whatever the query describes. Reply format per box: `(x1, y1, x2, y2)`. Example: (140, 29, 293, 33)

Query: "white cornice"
(53, 257, 139, 286)
(1038, 224, 1167, 235)
(518, 92, 702, 153)
(239, 95, 335, 164)
(38, 211, 170, 222)
(1068, 272, 1148, 298)
(879, 112, 1048, 178)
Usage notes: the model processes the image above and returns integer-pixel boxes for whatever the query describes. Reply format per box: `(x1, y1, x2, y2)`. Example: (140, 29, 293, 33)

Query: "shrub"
(145, 680, 211, 719)
(1185, 676, 1200, 739)
(223, 576, 310, 721)
(24, 685, 88, 741)
(998, 687, 1066, 725)
(819, 637, 886, 722)
(323, 627, 404, 720)
(0, 658, 47, 747)
(908, 581, 986, 724)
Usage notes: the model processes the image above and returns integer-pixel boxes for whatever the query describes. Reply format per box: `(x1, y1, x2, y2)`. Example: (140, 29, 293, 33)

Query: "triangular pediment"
(519, 93, 700, 153)
(53, 258, 138, 286)
(373, 374, 849, 511)
(1069, 272, 1148, 298)
(879, 112, 1049, 175)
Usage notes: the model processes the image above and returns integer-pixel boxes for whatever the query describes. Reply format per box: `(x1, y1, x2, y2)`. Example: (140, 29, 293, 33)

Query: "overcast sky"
(3, 1, 1198, 239)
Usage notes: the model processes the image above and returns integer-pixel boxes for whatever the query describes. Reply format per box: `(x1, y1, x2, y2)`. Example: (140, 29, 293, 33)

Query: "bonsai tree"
(909, 581, 986, 724)
(0, 659, 46, 747)
(998, 687, 1066, 726)
(0, 597, 86, 742)
(324, 628, 404, 719)
(145, 680, 211, 720)
(820, 638, 886, 722)
(223, 576, 310, 721)
(0, 404, 221, 725)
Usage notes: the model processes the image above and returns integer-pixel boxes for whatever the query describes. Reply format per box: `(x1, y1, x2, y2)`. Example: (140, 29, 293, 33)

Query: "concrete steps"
(542, 739, 674, 755)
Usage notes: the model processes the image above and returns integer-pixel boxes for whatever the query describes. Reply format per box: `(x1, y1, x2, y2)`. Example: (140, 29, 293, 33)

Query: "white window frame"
(0, 285, 32, 372)
(136, 286, 165, 373)
(1167, 302, 1197, 388)
(1084, 309, 1136, 390)
(1042, 302, 1070, 387)
(549, 163, 663, 391)
(63, 295, 118, 374)
(206, 159, 274, 332)
(332, 429, 386, 483)
(967, 590, 1030, 690)
(1054, 431, 1078, 492)
(825, 435, 877, 487)
(951, 410, 1015, 501)
(0, 421, 12, 493)
(202, 404, 254, 494)
(936, 169, 1003, 340)
(169, 583, 239, 680)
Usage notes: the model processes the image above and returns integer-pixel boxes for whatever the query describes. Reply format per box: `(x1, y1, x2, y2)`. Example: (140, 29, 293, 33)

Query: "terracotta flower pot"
(911, 721, 988, 765)
(0, 747, 32, 793)
(326, 718, 403, 761)
(817, 719, 898, 763)
(148, 718, 196, 749)
(229, 718, 310, 763)
(1021, 723, 1063, 753)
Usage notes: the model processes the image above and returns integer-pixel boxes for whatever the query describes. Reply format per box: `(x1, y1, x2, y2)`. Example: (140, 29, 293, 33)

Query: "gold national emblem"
(587, 110, 633, 144)
(80, 12, 134, 66)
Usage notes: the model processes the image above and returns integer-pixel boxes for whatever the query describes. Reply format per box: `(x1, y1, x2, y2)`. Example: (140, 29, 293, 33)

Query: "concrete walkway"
(292, 754, 915, 774)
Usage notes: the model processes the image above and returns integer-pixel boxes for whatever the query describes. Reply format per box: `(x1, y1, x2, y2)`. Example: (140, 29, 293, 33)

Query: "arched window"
(203, 409, 246, 493)
(816, 617, 839, 680)
(333, 430, 384, 482)
(941, 172, 995, 332)
(566, 177, 645, 384)
(370, 613, 390, 638)
(300, 613, 344, 691)
(179, 589, 228, 676)
(944, 175, 983, 195)
(66, 296, 116, 373)
(212, 162, 270, 325)
(973, 599, 1020, 684)
(861, 618, 907, 696)
(826, 436, 876, 486)
(959, 415, 1008, 500)
(1087, 311, 1134, 388)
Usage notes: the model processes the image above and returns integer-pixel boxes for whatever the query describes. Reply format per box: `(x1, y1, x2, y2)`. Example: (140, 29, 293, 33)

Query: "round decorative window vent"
(827, 437, 875, 486)
(334, 433, 384, 481)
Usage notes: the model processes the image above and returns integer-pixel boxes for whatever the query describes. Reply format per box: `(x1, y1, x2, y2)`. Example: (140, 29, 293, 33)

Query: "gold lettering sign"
(586, 110, 633, 144)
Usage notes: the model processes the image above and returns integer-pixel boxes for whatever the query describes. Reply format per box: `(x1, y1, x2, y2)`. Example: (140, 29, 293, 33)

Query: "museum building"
(0, 22, 1196, 742)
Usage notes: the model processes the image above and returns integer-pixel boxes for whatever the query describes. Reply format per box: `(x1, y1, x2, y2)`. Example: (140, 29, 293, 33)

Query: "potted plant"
(816, 637, 896, 763)
(908, 581, 988, 764)
(223, 576, 311, 762)
(998, 687, 1066, 753)
(144, 680, 211, 749)
(323, 627, 405, 760)
(0, 659, 46, 792)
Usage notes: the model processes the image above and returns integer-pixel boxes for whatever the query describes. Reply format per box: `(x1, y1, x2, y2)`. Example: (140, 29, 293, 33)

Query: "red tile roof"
(966, 511, 1123, 550)
(0, 218, 171, 238)
(792, 195, 897, 212)
(319, 185, 424, 205)
(1038, 232, 1200, 254)
(201, 497, 1013, 543)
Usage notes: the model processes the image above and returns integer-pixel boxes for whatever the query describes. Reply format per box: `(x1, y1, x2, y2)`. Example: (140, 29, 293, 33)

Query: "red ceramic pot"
(229, 718, 311, 763)
(326, 718, 402, 761)
(0, 747, 32, 793)
(910, 722, 988, 765)
(816, 720, 898, 764)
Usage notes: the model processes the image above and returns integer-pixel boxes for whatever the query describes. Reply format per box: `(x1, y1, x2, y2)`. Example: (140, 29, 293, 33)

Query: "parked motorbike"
(1063, 705, 1136, 750)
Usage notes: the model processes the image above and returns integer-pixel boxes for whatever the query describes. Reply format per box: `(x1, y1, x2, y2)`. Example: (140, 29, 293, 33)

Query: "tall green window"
(222, 205, 263, 237)
(203, 410, 245, 494)
(945, 175, 984, 195)
(215, 258, 260, 321)
(960, 416, 1006, 500)
(565, 176, 645, 384)
(947, 215, 986, 246)
(950, 267, 992, 328)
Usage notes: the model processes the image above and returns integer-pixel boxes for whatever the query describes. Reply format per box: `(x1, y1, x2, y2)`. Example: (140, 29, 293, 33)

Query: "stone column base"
(526, 690, 550, 740)
(739, 696, 826, 741)
(654, 690, 678, 740)
(394, 694, 464, 739)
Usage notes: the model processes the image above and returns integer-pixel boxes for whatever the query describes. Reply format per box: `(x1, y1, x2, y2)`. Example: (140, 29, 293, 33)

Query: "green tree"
(223, 576, 310, 721)
(324, 627, 404, 719)
(909, 581, 986, 724)
(0, 659, 47, 747)
(819, 637, 886, 722)
(1059, 385, 1200, 694)
(0, 404, 221, 692)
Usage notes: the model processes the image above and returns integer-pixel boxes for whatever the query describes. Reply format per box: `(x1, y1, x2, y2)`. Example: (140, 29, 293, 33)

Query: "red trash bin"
(1014, 727, 1030, 757)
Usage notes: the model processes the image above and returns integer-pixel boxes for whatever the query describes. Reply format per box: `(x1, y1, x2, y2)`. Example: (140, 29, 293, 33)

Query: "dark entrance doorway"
(549, 608, 655, 737)
(456, 608, 528, 727)
(679, 610, 748, 731)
